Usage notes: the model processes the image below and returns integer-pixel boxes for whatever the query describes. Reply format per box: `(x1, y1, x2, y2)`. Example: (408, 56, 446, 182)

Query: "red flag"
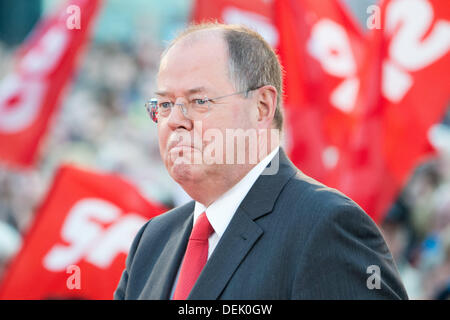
(0, 0, 101, 168)
(379, 0, 450, 182)
(273, 0, 368, 184)
(0, 164, 167, 300)
(191, 0, 278, 47)
(334, 0, 450, 222)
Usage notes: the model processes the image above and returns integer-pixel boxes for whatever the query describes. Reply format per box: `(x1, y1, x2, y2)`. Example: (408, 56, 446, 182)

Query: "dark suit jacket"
(114, 149, 408, 299)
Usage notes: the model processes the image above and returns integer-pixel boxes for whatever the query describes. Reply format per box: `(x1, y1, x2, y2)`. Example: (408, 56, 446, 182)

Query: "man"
(114, 23, 408, 299)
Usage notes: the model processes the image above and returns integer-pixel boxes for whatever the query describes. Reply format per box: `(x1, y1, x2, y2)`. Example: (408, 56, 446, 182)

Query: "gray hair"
(161, 22, 284, 130)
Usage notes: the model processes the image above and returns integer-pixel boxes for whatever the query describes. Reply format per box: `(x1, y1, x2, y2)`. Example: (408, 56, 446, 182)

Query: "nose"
(166, 98, 193, 131)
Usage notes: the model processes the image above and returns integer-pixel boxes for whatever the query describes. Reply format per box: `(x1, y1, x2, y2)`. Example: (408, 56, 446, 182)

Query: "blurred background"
(0, 0, 448, 299)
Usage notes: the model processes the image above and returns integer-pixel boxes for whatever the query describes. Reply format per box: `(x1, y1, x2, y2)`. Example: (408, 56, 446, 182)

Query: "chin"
(168, 160, 203, 186)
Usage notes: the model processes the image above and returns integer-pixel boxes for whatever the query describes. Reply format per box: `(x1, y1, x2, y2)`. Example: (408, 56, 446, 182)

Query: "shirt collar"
(194, 146, 280, 237)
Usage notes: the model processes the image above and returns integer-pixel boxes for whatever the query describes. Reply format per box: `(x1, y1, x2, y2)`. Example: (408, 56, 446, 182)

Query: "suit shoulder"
(278, 171, 375, 228)
(285, 171, 363, 209)
(148, 200, 194, 225)
(138, 200, 194, 240)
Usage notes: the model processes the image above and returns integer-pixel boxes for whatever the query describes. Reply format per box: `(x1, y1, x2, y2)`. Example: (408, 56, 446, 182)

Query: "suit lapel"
(188, 148, 298, 299)
(240, 148, 298, 219)
(139, 203, 194, 300)
(188, 207, 263, 300)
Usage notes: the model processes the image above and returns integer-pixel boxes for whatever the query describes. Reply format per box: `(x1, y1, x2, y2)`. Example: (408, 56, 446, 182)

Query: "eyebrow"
(155, 87, 207, 97)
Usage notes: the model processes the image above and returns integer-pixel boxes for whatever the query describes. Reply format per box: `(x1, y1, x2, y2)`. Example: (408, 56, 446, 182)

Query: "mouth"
(167, 134, 202, 153)
(167, 141, 201, 160)
(167, 144, 203, 167)
(168, 138, 195, 149)
(169, 145, 195, 153)
(166, 132, 204, 164)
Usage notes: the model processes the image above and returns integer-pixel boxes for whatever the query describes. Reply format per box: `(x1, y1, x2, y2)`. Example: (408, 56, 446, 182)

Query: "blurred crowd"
(381, 127, 450, 299)
(0, 1, 449, 299)
(0, 37, 184, 276)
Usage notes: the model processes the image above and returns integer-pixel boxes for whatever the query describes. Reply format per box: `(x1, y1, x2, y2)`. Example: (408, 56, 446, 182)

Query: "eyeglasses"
(144, 87, 261, 123)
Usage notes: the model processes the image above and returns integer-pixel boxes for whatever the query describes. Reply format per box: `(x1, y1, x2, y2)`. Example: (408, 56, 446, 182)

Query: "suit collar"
(239, 147, 298, 220)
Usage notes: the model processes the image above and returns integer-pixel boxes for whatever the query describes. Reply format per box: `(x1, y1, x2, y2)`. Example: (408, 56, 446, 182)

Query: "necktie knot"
(189, 212, 214, 241)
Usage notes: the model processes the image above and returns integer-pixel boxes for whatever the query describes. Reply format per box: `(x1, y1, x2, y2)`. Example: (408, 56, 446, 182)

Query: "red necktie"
(173, 212, 214, 300)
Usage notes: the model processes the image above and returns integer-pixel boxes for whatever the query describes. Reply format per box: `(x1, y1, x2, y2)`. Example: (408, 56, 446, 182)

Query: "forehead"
(157, 32, 234, 95)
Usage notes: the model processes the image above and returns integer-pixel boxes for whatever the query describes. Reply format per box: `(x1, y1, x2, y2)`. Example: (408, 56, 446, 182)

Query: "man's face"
(156, 34, 257, 190)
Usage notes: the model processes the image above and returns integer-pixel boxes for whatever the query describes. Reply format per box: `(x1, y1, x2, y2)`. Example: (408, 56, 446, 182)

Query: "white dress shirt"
(170, 146, 280, 297)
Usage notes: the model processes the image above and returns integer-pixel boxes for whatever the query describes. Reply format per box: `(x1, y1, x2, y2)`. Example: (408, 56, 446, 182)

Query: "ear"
(255, 85, 277, 129)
